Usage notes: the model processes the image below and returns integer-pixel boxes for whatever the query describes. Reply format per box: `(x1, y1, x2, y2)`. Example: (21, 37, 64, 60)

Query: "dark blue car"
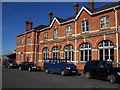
(43, 58, 78, 76)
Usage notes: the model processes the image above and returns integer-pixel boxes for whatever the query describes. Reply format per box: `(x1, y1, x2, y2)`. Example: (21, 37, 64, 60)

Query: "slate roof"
(93, 2, 120, 13)
(34, 24, 48, 30)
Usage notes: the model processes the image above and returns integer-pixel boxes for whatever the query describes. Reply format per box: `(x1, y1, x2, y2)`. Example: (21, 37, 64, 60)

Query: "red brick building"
(16, 2, 120, 70)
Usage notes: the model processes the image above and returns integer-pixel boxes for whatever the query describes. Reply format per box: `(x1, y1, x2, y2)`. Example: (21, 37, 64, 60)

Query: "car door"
(97, 61, 110, 78)
(22, 62, 27, 70)
(47, 60, 56, 73)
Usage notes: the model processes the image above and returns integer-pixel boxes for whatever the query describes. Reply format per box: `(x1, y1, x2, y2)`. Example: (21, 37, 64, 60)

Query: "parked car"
(43, 58, 78, 76)
(18, 62, 41, 71)
(2, 59, 18, 69)
(84, 60, 120, 83)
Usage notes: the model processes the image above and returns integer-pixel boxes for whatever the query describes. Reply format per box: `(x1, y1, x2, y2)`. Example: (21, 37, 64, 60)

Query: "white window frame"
(43, 48, 49, 60)
(21, 37, 25, 44)
(80, 43, 91, 62)
(54, 28, 58, 39)
(81, 20, 88, 33)
(20, 54, 24, 62)
(44, 32, 48, 40)
(27, 37, 31, 45)
(52, 46, 59, 58)
(98, 40, 114, 61)
(100, 16, 109, 30)
(64, 45, 74, 62)
(66, 26, 72, 36)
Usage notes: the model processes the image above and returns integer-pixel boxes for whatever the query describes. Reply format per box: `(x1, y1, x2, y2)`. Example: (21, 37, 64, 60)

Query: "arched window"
(80, 42, 91, 61)
(20, 53, 24, 62)
(64, 45, 74, 62)
(43, 47, 49, 60)
(98, 40, 114, 61)
(52, 46, 59, 58)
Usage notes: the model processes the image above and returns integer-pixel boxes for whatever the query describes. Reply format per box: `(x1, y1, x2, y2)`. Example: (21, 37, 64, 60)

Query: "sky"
(2, 1, 115, 55)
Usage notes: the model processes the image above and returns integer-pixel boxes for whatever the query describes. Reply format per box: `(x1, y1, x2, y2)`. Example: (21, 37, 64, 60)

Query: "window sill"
(81, 32, 89, 34)
(100, 27, 110, 30)
(53, 38, 59, 40)
(65, 36, 74, 38)
(27, 44, 30, 46)
(44, 40, 48, 41)
(78, 61, 87, 64)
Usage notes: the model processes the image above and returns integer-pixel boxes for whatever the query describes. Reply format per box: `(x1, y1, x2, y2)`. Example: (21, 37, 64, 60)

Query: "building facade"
(16, 2, 120, 70)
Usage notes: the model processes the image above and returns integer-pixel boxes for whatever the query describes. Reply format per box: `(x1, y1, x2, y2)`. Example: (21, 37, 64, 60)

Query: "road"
(2, 68, 120, 88)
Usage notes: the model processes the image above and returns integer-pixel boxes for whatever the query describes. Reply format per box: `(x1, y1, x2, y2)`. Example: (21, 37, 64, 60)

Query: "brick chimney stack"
(48, 11, 53, 25)
(88, 0, 94, 11)
(25, 19, 29, 31)
(74, 2, 79, 16)
(30, 21, 33, 30)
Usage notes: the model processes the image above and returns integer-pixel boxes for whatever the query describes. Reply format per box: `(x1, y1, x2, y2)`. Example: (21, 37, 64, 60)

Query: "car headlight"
(32, 66, 36, 68)
(66, 67, 71, 70)
(117, 72, 120, 75)
(10, 63, 13, 66)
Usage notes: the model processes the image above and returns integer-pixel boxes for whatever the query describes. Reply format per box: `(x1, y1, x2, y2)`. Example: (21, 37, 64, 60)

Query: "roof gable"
(75, 6, 92, 20)
(49, 17, 61, 28)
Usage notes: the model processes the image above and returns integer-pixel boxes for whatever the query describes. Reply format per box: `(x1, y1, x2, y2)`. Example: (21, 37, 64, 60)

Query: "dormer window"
(66, 26, 72, 36)
(54, 28, 58, 39)
(81, 20, 88, 33)
(100, 16, 109, 30)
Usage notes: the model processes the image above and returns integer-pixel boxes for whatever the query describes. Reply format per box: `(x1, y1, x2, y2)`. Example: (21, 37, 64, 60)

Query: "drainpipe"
(74, 20, 77, 65)
(113, 7, 119, 64)
(34, 32, 38, 64)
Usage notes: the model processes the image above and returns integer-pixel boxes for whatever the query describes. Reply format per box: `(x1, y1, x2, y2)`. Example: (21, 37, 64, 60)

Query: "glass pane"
(99, 49, 103, 61)
(85, 50, 88, 61)
(89, 50, 91, 61)
(80, 51, 83, 61)
(105, 49, 109, 61)
(110, 49, 114, 61)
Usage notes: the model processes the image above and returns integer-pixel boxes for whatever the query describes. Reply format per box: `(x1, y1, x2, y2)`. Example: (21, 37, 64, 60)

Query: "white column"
(114, 7, 118, 63)
(74, 20, 77, 65)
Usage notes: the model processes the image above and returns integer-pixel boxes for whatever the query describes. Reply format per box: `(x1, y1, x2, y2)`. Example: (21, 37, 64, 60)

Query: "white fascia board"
(37, 17, 61, 32)
(75, 6, 92, 20)
(49, 17, 61, 28)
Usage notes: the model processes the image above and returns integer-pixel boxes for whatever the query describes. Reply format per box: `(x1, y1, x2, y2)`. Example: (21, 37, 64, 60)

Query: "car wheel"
(85, 72, 91, 79)
(28, 68, 31, 72)
(108, 75, 116, 83)
(45, 68, 49, 74)
(7, 66, 10, 69)
(61, 70, 65, 76)
(3, 65, 5, 68)
(19, 67, 22, 70)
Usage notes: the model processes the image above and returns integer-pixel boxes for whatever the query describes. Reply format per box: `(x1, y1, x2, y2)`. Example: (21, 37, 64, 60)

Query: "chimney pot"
(25, 19, 29, 31)
(30, 21, 33, 30)
(48, 11, 53, 24)
(88, 0, 94, 11)
(74, 2, 79, 16)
